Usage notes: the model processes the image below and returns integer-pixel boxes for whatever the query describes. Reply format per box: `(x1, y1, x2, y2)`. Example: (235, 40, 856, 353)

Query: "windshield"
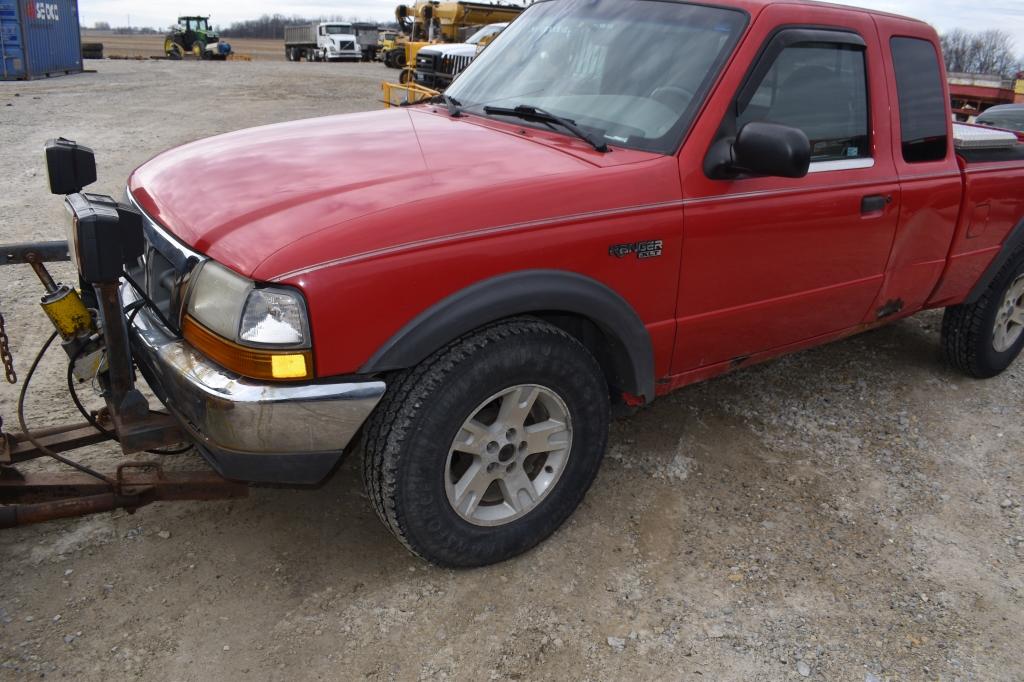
(446, 0, 747, 155)
(324, 25, 352, 35)
(467, 24, 504, 45)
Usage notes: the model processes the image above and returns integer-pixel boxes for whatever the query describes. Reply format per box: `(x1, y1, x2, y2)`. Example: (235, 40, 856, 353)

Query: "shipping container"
(1, 0, 82, 81)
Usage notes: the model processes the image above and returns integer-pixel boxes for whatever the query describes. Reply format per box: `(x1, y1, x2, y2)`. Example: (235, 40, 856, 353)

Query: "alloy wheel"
(444, 384, 573, 527)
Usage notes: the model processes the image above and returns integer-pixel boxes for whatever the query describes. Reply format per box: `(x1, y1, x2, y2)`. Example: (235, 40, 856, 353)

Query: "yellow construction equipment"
(382, 1, 525, 82)
(382, 81, 440, 108)
(399, 1, 525, 43)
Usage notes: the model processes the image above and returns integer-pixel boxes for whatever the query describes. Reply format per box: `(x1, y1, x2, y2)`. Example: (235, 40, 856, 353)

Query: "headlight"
(182, 261, 313, 381)
(239, 289, 308, 346)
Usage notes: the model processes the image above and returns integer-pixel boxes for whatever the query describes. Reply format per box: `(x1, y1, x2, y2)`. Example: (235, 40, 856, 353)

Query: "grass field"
(81, 31, 287, 61)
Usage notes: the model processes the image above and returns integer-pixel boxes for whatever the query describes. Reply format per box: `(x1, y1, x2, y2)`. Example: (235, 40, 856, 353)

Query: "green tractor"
(164, 16, 232, 60)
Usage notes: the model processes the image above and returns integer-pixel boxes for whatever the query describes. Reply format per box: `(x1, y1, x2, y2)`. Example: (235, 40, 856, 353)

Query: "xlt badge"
(609, 240, 663, 260)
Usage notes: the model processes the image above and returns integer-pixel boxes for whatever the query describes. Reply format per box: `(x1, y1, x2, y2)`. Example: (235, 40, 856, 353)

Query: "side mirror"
(45, 138, 97, 195)
(705, 122, 811, 180)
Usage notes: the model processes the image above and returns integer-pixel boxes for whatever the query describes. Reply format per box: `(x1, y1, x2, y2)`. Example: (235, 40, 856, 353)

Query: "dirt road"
(0, 60, 1022, 681)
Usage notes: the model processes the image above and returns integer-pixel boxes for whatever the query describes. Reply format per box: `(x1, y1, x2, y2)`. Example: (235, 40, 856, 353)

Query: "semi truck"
(284, 22, 361, 62)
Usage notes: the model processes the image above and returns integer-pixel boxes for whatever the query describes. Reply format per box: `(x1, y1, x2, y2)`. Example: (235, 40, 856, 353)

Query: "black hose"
(65, 353, 115, 441)
(66, 338, 193, 456)
(17, 331, 115, 486)
(121, 270, 180, 337)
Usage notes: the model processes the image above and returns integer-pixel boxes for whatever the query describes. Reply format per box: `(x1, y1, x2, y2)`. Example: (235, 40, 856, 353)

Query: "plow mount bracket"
(0, 463, 248, 528)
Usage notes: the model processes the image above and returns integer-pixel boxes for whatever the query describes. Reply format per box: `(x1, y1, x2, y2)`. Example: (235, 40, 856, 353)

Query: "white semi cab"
(284, 23, 362, 62)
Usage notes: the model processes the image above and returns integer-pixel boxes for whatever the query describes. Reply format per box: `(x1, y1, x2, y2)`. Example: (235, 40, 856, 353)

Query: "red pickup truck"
(69, 0, 1024, 566)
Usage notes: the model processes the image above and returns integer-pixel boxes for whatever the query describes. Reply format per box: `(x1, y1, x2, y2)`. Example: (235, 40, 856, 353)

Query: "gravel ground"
(1, 60, 1022, 681)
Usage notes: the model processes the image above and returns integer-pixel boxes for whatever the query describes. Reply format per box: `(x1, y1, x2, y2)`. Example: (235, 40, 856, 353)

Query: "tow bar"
(0, 140, 248, 528)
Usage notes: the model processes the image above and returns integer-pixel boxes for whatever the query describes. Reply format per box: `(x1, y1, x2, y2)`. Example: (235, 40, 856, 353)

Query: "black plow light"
(64, 193, 144, 285)
(45, 138, 97, 196)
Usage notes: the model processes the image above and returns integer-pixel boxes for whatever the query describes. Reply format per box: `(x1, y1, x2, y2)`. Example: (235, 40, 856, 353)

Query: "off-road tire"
(362, 318, 610, 568)
(942, 248, 1024, 378)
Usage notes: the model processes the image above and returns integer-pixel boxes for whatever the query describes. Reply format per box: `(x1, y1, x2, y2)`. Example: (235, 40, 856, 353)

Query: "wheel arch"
(966, 216, 1024, 304)
(359, 270, 656, 403)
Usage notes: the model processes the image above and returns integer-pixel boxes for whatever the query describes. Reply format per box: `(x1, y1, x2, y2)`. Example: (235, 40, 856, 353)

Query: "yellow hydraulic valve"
(28, 256, 96, 342)
(40, 285, 94, 341)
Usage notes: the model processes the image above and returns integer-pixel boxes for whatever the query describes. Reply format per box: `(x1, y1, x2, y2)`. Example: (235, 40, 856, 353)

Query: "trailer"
(284, 22, 361, 62)
(353, 22, 380, 61)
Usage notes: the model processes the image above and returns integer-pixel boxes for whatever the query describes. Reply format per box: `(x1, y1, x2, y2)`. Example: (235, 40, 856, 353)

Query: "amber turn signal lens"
(182, 315, 313, 381)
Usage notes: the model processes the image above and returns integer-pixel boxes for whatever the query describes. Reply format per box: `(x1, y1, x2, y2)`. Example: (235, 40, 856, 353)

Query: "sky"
(79, 0, 1024, 51)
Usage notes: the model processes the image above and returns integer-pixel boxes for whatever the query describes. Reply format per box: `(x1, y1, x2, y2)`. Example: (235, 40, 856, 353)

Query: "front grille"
(137, 243, 176, 320)
(126, 196, 204, 331)
(338, 41, 355, 50)
(417, 53, 437, 70)
(439, 54, 474, 76)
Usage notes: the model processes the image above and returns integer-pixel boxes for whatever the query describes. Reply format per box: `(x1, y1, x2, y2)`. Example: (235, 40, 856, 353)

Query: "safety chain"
(0, 302, 16, 384)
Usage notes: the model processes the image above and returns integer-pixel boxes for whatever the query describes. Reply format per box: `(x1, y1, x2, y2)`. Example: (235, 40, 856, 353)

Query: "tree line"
(941, 29, 1022, 79)
(219, 14, 384, 39)
(91, 16, 392, 39)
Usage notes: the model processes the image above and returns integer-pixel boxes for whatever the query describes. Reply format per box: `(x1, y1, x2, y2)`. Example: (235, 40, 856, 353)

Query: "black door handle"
(861, 194, 892, 214)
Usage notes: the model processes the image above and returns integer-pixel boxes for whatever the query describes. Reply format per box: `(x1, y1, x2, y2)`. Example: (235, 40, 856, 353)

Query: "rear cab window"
(889, 37, 949, 163)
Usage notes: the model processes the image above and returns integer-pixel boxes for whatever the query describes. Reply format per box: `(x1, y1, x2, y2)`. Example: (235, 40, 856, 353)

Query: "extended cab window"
(738, 43, 870, 162)
(890, 37, 949, 163)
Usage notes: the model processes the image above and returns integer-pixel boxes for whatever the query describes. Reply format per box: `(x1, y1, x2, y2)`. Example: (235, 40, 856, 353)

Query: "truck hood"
(128, 107, 663, 280)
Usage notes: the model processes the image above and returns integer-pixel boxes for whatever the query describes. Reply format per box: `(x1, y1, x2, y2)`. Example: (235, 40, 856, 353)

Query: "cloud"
(842, 0, 1024, 47)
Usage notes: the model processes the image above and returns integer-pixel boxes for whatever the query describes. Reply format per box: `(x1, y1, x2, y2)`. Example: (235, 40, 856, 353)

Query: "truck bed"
(927, 126, 1024, 307)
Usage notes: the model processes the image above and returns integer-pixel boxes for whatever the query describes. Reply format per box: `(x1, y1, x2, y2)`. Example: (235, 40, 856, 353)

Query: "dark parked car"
(976, 104, 1024, 133)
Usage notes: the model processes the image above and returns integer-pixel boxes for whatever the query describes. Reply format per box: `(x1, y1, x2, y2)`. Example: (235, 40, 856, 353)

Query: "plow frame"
(0, 240, 248, 529)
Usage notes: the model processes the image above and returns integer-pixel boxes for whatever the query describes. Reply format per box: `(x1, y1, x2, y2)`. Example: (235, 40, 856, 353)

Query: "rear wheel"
(362, 318, 609, 567)
(942, 249, 1024, 378)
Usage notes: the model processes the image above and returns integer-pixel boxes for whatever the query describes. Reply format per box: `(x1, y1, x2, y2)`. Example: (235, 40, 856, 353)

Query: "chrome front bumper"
(122, 286, 386, 484)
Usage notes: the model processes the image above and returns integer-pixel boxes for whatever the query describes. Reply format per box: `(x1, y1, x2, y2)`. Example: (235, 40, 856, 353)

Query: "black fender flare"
(966, 217, 1024, 304)
(360, 270, 656, 403)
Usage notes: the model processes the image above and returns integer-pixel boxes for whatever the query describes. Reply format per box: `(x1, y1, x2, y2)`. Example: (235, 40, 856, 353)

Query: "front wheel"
(362, 318, 609, 567)
(942, 249, 1024, 378)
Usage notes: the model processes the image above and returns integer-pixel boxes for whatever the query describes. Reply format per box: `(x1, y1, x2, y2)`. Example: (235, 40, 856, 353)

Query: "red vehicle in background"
(53, 0, 1024, 566)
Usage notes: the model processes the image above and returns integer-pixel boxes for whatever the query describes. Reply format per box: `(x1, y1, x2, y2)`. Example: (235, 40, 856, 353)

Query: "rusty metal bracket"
(0, 465, 248, 528)
(1, 420, 114, 465)
(0, 241, 71, 265)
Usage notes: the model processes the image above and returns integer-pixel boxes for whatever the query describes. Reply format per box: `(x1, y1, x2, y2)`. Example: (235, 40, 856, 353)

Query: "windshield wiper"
(482, 104, 609, 152)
